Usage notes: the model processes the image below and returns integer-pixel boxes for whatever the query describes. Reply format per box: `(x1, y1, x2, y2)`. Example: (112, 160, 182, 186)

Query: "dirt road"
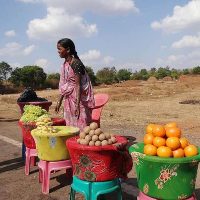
(1, 77, 200, 199)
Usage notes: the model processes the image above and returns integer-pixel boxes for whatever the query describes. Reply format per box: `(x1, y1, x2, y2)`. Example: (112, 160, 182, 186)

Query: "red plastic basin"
(66, 135, 133, 182)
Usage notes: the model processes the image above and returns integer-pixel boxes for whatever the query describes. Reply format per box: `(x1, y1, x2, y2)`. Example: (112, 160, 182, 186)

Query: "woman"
(55, 38, 95, 130)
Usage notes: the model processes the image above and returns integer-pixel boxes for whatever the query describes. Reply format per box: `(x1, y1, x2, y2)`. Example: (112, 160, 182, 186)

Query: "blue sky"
(0, 0, 200, 74)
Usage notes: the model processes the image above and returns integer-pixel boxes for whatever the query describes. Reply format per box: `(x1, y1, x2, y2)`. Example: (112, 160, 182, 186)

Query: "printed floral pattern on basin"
(155, 164, 179, 189)
(131, 152, 145, 166)
(49, 137, 56, 148)
(74, 154, 109, 181)
(178, 194, 188, 200)
(143, 184, 149, 194)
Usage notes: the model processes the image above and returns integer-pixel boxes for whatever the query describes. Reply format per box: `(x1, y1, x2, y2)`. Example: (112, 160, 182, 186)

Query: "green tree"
(170, 68, 180, 79)
(155, 67, 171, 79)
(0, 61, 12, 80)
(45, 73, 60, 89)
(117, 69, 132, 81)
(85, 66, 96, 85)
(132, 69, 149, 80)
(192, 66, 200, 74)
(10, 66, 46, 88)
(9, 67, 22, 86)
(149, 67, 157, 77)
(182, 68, 190, 75)
(96, 67, 117, 84)
(47, 73, 60, 80)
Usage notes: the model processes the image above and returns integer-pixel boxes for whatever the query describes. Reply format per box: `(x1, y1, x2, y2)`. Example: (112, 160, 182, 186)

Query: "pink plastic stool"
(38, 159, 72, 194)
(138, 191, 197, 200)
(25, 147, 37, 175)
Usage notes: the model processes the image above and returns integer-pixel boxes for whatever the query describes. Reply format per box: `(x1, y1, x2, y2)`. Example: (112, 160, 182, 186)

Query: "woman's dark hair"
(57, 38, 79, 59)
(58, 38, 86, 75)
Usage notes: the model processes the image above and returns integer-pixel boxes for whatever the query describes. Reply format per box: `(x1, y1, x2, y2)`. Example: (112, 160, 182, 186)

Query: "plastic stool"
(69, 176, 122, 200)
(25, 147, 37, 175)
(38, 159, 72, 194)
(138, 191, 197, 200)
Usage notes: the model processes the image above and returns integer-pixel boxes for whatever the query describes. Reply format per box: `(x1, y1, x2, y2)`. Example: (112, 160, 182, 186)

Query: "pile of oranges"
(143, 122, 198, 158)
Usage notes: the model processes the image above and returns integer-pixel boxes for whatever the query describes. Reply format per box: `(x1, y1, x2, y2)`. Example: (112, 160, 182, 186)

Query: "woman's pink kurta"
(59, 62, 95, 131)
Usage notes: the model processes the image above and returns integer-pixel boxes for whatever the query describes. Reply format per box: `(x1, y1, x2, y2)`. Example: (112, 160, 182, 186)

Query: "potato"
(94, 128, 102, 136)
(92, 135, 98, 142)
(101, 140, 108, 146)
(80, 132, 86, 139)
(104, 132, 111, 139)
(95, 140, 101, 146)
(85, 135, 92, 141)
(90, 122, 98, 130)
(83, 126, 90, 134)
(89, 141, 95, 146)
(89, 130, 95, 136)
(80, 139, 89, 145)
(99, 133, 106, 141)
(108, 139, 113, 145)
(77, 138, 81, 144)
(111, 136, 117, 143)
(79, 139, 85, 145)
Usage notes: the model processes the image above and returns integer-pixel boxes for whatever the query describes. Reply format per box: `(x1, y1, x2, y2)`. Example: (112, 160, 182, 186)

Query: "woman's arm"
(75, 74, 81, 119)
(55, 94, 64, 113)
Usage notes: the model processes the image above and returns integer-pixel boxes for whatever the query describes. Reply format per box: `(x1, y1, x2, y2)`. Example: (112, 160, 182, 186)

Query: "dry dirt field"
(1, 75, 200, 199)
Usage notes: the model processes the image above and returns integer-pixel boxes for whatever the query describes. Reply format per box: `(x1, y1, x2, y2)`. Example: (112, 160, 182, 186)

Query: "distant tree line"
(0, 61, 200, 93)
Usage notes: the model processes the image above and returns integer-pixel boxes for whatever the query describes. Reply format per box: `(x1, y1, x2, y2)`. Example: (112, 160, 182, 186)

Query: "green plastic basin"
(129, 143, 200, 200)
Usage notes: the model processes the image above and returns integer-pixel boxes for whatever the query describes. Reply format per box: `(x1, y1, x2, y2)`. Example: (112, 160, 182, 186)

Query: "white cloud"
(10, 62, 21, 68)
(35, 58, 49, 68)
(79, 49, 116, 68)
(0, 42, 22, 56)
(5, 30, 16, 37)
(80, 49, 101, 61)
(103, 56, 114, 65)
(172, 33, 200, 48)
(23, 45, 35, 55)
(25, 0, 138, 40)
(151, 0, 200, 33)
(27, 7, 97, 40)
(0, 42, 35, 57)
(42, 0, 138, 14)
(156, 51, 200, 68)
(17, 0, 39, 3)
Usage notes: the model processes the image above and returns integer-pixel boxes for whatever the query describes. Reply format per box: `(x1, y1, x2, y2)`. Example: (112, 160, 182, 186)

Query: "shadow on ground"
(0, 117, 19, 122)
(0, 157, 24, 173)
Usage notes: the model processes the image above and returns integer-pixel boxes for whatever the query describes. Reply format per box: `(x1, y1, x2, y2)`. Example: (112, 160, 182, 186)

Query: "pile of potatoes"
(77, 122, 117, 146)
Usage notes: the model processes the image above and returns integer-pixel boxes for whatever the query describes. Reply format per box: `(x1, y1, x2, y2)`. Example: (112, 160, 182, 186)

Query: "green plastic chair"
(69, 176, 122, 200)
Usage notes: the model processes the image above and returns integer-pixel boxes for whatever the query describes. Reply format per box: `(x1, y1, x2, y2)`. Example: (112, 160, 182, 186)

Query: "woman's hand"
(75, 104, 80, 119)
(55, 95, 64, 113)
(55, 102, 61, 113)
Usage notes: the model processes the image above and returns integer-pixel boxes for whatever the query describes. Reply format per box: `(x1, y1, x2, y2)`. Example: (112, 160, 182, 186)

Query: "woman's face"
(57, 43, 69, 58)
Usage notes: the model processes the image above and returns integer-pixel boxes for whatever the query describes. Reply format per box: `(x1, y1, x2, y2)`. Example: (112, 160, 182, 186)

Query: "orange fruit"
(164, 122, 177, 130)
(166, 127, 181, 138)
(152, 125, 166, 137)
(166, 137, 181, 150)
(146, 124, 155, 135)
(157, 146, 173, 158)
(153, 137, 166, 147)
(173, 148, 185, 158)
(180, 137, 189, 149)
(184, 145, 198, 157)
(144, 134, 154, 145)
(144, 144, 157, 156)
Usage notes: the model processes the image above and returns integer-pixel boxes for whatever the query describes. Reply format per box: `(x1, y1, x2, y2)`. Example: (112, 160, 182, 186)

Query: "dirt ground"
(1, 75, 200, 199)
